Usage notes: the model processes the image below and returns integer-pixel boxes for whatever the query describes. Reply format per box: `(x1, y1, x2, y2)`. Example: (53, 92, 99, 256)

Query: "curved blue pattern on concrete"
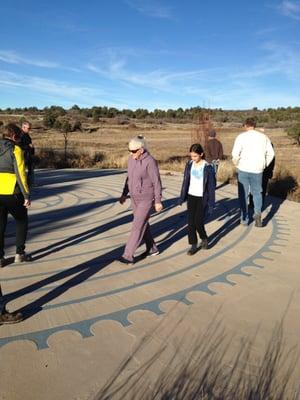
(0, 215, 287, 350)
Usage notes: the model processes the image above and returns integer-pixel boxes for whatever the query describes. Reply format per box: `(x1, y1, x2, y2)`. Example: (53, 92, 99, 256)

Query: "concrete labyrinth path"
(0, 169, 299, 400)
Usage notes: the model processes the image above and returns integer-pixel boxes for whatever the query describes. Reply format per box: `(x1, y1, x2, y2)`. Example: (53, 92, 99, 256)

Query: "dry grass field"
(1, 115, 300, 200)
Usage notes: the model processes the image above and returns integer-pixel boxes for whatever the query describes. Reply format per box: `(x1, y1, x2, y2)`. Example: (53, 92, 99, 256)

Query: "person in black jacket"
(179, 144, 216, 255)
(0, 123, 29, 325)
(20, 121, 35, 187)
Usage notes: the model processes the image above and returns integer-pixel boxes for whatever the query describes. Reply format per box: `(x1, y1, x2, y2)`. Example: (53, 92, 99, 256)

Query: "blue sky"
(0, 0, 300, 110)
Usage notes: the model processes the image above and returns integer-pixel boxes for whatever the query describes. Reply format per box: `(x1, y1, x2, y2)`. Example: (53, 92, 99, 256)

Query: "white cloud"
(278, 0, 300, 20)
(0, 70, 130, 108)
(86, 41, 300, 109)
(125, 0, 174, 19)
(254, 27, 278, 36)
(260, 42, 300, 80)
(87, 60, 222, 93)
(0, 50, 59, 68)
(2, 40, 300, 110)
(0, 50, 81, 72)
(87, 43, 300, 96)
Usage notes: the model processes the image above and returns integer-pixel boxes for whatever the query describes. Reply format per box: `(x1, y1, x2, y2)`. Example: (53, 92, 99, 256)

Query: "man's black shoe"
(0, 311, 23, 325)
(187, 245, 198, 256)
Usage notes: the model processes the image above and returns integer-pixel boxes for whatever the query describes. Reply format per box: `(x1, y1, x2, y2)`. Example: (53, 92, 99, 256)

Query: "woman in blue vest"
(179, 143, 216, 255)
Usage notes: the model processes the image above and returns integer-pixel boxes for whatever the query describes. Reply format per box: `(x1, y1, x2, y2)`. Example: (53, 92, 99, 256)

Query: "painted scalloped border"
(0, 215, 288, 350)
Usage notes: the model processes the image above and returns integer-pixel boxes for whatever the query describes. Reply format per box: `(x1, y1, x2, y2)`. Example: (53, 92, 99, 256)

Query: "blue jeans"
(238, 170, 263, 222)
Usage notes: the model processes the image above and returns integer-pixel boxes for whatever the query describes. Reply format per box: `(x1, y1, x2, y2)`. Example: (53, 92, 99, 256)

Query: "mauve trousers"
(123, 197, 158, 261)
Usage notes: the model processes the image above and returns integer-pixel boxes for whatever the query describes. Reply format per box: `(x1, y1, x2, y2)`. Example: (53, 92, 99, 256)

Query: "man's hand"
(24, 199, 31, 208)
(154, 203, 163, 213)
(119, 195, 127, 205)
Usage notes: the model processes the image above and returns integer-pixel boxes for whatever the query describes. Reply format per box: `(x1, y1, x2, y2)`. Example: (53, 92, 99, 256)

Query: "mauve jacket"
(122, 151, 162, 203)
(179, 161, 216, 211)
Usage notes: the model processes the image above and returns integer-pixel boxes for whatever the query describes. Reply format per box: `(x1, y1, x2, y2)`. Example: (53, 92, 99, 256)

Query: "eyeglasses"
(128, 148, 140, 153)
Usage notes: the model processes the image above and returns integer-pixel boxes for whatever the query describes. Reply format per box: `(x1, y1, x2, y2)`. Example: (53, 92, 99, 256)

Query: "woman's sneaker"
(14, 253, 32, 263)
(201, 239, 209, 250)
(147, 249, 160, 257)
(0, 310, 23, 325)
(187, 245, 198, 256)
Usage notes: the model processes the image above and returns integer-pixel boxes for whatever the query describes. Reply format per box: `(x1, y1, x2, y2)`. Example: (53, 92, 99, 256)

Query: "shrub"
(268, 166, 298, 200)
(72, 120, 82, 131)
(287, 122, 300, 145)
(43, 112, 56, 128)
(217, 159, 237, 183)
(53, 119, 62, 130)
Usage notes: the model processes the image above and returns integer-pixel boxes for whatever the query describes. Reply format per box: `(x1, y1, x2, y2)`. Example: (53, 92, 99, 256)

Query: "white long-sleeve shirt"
(231, 129, 275, 173)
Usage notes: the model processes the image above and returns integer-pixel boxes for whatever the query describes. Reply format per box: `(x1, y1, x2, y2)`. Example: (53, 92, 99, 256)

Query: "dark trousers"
(26, 158, 35, 187)
(0, 194, 28, 258)
(187, 194, 208, 245)
(0, 285, 4, 314)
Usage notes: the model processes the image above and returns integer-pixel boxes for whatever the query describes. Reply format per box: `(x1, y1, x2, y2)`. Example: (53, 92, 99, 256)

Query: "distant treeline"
(1, 105, 300, 127)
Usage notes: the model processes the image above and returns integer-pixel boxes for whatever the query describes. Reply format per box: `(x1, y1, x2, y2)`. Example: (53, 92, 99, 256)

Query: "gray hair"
(128, 135, 148, 151)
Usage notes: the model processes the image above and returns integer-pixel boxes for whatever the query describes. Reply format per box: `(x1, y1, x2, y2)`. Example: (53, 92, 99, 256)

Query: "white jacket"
(232, 129, 275, 173)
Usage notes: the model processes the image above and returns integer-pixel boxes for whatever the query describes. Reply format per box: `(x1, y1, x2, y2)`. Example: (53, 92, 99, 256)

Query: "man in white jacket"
(232, 118, 275, 227)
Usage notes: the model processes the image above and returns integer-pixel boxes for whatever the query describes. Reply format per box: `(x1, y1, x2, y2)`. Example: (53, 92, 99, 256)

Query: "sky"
(0, 0, 300, 110)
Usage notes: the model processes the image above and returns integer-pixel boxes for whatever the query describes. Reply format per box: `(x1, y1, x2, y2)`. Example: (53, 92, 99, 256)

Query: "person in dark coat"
(179, 143, 216, 255)
(205, 130, 223, 174)
(0, 123, 29, 325)
(20, 121, 35, 187)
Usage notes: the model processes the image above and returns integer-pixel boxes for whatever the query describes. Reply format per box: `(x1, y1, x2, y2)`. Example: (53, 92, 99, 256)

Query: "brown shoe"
(254, 214, 262, 228)
(0, 311, 24, 325)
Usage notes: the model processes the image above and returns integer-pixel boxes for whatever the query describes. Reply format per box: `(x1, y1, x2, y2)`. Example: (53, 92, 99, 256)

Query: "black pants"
(187, 194, 207, 244)
(0, 284, 4, 314)
(0, 194, 28, 258)
(26, 158, 35, 187)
